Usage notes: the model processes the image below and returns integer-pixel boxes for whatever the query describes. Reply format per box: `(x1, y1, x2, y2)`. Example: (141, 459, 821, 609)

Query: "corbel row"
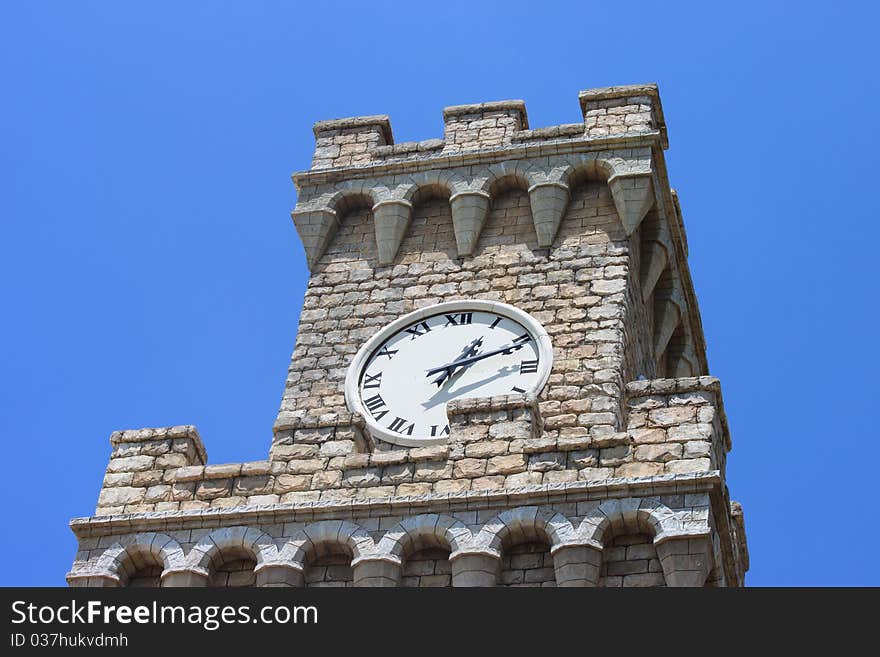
(291, 151, 657, 269)
(641, 213, 698, 377)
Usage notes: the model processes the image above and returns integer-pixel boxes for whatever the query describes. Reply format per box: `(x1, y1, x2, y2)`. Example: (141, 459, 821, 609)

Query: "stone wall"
(598, 533, 666, 587)
(93, 377, 730, 518)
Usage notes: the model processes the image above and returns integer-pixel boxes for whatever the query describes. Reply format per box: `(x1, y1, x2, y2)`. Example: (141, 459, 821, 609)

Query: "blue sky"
(2, 1, 877, 586)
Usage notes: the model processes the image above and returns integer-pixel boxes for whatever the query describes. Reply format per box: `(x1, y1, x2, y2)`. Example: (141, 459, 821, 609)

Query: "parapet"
(306, 84, 666, 171)
(91, 377, 737, 516)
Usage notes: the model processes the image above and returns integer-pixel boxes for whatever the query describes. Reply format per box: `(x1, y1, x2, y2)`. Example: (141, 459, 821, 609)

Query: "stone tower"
(67, 84, 749, 588)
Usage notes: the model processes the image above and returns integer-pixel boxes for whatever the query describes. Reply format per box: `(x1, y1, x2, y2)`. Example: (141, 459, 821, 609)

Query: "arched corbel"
(291, 208, 338, 271)
(449, 191, 491, 256)
(608, 173, 655, 236)
(668, 331, 698, 378)
(528, 182, 570, 247)
(372, 200, 413, 265)
(641, 240, 669, 302)
(653, 294, 682, 361)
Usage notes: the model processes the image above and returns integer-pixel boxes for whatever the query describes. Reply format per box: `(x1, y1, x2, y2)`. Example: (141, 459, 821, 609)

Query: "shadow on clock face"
(420, 365, 519, 411)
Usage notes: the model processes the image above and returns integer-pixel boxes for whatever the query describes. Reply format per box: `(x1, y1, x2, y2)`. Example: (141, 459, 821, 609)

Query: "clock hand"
(431, 337, 484, 387)
(425, 340, 528, 379)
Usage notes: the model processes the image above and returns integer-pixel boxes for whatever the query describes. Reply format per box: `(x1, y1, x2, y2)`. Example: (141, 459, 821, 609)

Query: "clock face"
(345, 301, 553, 446)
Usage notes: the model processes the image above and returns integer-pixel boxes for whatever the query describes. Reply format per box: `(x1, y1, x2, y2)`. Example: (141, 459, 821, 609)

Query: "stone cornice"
(292, 131, 663, 191)
(70, 471, 722, 539)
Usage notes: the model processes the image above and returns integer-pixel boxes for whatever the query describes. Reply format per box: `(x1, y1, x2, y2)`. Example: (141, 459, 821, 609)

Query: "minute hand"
(425, 342, 527, 378)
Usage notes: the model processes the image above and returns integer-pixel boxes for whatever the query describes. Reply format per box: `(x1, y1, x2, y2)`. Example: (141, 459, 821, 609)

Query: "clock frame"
(344, 299, 553, 446)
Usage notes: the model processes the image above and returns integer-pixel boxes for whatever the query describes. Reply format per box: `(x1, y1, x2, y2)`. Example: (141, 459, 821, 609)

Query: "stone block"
(629, 427, 667, 444)
(203, 463, 241, 479)
(196, 479, 231, 499)
(233, 475, 273, 495)
(275, 474, 312, 493)
(615, 462, 663, 478)
(544, 470, 578, 484)
(634, 443, 682, 462)
(396, 482, 433, 496)
(599, 445, 630, 466)
(106, 455, 154, 474)
(97, 487, 145, 507)
(665, 458, 712, 474)
(486, 454, 527, 475)
(453, 459, 486, 478)
(320, 440, 355, 457)
(465, 440, 510, 458)
(648, 407, 696, 427)
(433, 479, 470, 494)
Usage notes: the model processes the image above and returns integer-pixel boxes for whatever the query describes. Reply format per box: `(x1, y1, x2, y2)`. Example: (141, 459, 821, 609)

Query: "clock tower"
(68, 84, 749, 587)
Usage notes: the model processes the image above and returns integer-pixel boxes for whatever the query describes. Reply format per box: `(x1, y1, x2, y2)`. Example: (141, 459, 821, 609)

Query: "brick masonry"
(67, 84, 748, 588)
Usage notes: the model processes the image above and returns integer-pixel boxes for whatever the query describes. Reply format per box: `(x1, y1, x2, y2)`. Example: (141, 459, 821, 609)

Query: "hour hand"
(431, 337, 483, 387)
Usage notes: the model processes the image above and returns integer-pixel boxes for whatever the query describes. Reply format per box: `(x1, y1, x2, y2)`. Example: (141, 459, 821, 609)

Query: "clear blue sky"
(2, 1, 877, 586)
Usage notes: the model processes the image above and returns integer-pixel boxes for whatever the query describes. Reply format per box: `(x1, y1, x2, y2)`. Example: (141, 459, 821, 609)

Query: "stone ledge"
(372, 139, 444, 158)
(512, 123, 585, 142)
(447, 392, 538, 416)
(312, 115, 393, 143)
(292, 130, 663, 189)
(577, 83, 660, 104)
(442, 99, 528, 126)
(71, 471, 722, 538)
(273, 411, 364, 433)
(625, 375, 719, 397)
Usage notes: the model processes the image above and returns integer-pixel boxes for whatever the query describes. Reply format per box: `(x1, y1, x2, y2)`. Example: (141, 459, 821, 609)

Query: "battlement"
(93, 378, 731, 515)
(308, 84, 665, 170)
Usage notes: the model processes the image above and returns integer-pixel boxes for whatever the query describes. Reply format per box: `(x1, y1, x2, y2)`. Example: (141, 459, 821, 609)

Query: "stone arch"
(375, 514, 469, 588)
(184, 525, 275, 574)
(577, 497, 683, 547)
(278, 520, 375, 567)
(399, 170, 461, 203)
(475, 506, 577, 554)
(324, 182, 381, 215)
(376, 514, 471, 560)
(474, 507, 575, 588)
(96, 532, 185, 586)
(477, 161, 536, 197)
(278, 520, 372, 588)
(553, 153, 633, 189)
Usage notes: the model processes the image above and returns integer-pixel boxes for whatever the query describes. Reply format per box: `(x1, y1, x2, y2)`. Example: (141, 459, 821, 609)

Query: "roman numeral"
(404, 321, 431, 339)
(364, 394, 386, 414)
(513, 334, 530, 345)
(489, 317, 502, 329)
(388, 417, 415, 435)
(512, 386, 526, 393)
(520, 359, 539, 374)
(430, 425, 451, 437)
(444, 313, 472, 326)
(363, 372, 382, 389)
(377, 345, 398, 360)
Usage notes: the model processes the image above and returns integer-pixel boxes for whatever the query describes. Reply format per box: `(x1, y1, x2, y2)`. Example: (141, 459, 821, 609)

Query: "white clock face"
(345, 301, 553, 446)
